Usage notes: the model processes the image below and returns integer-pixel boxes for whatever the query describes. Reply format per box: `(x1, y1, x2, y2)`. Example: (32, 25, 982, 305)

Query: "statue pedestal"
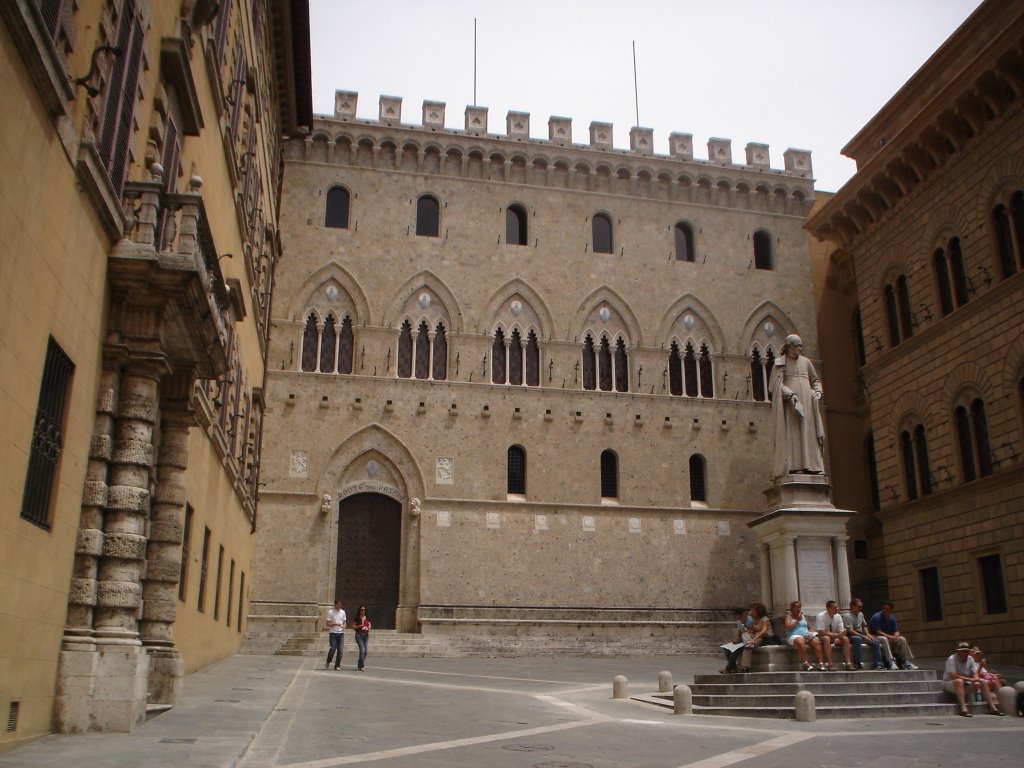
(748, 474, 854, 620)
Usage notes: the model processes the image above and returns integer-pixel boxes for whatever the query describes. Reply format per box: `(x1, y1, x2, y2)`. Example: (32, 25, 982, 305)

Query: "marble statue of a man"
(770, 334, 825, 477)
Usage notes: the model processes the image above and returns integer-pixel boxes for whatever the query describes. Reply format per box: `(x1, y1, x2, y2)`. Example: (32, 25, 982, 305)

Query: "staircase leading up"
(636, 669, 983, 719)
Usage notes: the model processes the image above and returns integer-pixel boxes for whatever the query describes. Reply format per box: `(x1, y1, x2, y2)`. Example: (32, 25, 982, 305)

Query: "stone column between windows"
(141, 373, 193, 706)
(833, 536, 852, 608)
(758, 543, 773, 615)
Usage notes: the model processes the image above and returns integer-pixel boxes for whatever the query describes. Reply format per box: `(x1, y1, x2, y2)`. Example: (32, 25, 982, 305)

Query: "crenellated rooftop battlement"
(325, 91, 813, 180)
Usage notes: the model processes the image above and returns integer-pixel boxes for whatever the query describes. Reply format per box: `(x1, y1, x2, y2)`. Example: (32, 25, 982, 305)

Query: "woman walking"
(354, 606, 371, 671)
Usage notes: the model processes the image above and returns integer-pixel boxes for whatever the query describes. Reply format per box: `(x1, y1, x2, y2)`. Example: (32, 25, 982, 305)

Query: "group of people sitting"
(720, 599, 1010, 716)
(720, 597, 919, 673)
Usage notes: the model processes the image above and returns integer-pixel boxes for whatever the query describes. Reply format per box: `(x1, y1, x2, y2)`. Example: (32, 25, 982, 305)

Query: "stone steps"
(637, 668, 974, 719)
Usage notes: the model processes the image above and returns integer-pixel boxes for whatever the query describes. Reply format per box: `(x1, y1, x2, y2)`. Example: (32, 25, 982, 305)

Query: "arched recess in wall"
(880, 390, 938, 457)
(384, 270, 464, 332)
(939, 362, 997, 412)
(568, 285, 643, 346)
(655, 294, 726, 353)
(479, 278, 554, 339)
(287, 261, 371, 325)
(737, 300, 799, 356)
(319, 424, 427, 630)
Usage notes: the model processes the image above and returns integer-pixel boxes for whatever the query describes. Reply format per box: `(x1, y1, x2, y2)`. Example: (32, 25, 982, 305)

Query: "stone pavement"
(1, 653, 1022, 767)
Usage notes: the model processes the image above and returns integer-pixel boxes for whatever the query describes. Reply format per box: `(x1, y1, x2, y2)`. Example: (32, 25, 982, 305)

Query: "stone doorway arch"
(335, 493, 402, 629)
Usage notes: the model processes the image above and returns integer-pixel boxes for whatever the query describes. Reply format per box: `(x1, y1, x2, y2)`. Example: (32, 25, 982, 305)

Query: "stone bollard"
(997, 685, 1018, 716)
(673, 685, 692, 715)
(612, 675, 629, 699)
(794, 690, 816, 722)
(658, 671, 673, 693)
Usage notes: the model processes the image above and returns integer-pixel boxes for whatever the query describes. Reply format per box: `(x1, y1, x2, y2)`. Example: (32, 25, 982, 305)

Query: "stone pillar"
(90, 358, 166, 731)
(757, 543, 773, 610)
(833, 536, 852, 606)
(141, 373, 193, 706)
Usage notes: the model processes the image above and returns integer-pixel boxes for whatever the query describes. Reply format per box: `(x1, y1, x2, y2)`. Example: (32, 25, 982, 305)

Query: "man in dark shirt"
(868, 601, 917, 670)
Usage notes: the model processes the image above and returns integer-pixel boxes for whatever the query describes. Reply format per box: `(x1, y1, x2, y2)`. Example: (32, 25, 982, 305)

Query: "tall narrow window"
(507, 445, 526, 495)
(414, 321, 430, 379)
(491, 328, 506, 384)
(227, 559, 235, 627)
(958, 398, 993, 481)
(853, 307, 866, 366)
(525, 331, 540, 386)
(750, 348, 765, 402)
(919, 567, 943, 622)
(319, 315, 337, 373)
(689, 454, 707, 502)
(598, 336, 612, 391)
(683, 343, 698, 397)
(39, 0, 68, 41)
(213, 545, 225, 620)
(431, 323, 447, 381)
(325, 187, 350, 229)
(933, 248, 954, 316)
(668, 342, 683, 396)
(1012, 191, 1024, 273)
(98, 0, 144, 197)
(592, 213, 613, 254)
(699, 344, 714, 397)
(397, 320, 413, 378)
(884, 285, 901, 347)
(993, 203, 1016, 278)
(913, 424, 932, 496)
(21, 338, 74, 529)
(600, 450, 618, 499)
(179, 504, 194, 600)
(900, 429, 918, 501)
(506, 204, 528, 245)
(237, 571, 246, 632)
(948, 237, 969, 307)
(197, 527, 211, 612)
(614, 338, 629, 392)
(674, 222, 695, 262)
(972, 398, 992, 477)
(753, 229, 773, 269)
(508, 329, 523, 386)
(416, 195, 440, 237)
(896, 275, 914, 340)
(978, 554, 1007, 614)
(301, 314, 318, 372)
(865, 434, 880, 511)
(582, 335, 596, 390)
(338, 317, 354, 374)
(955, 405, 976, 482)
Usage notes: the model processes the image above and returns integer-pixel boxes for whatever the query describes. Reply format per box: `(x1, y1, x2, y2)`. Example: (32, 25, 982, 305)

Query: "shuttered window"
(98, 0, 144, 197)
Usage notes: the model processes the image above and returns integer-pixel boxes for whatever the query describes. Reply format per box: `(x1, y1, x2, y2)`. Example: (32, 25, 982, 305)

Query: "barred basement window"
(21, 337, 74, 529)
(197, 527, 211, 612)
(178, 504, 194, 601)
(689, 454, 707, 502)
(7, 701, 17, 732)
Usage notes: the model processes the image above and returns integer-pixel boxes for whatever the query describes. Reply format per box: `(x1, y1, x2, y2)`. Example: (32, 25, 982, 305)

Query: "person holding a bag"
(354, 606, 371, 671)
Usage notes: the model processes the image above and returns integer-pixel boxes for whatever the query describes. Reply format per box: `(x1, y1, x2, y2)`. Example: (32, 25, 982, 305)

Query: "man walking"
(325, 599, 347, 670)
(868, 601, 917, 670)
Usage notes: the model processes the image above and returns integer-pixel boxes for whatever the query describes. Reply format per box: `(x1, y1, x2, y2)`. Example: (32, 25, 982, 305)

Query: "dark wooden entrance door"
(335, 493, 401, 629)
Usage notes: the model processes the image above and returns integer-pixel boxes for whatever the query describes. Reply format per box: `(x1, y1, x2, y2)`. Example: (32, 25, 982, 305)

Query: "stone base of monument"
(749, 473, 856, 619)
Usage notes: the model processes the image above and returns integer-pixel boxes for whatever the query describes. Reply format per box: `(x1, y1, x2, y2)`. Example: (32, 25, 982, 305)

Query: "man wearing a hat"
(943, 641, 1004, 716)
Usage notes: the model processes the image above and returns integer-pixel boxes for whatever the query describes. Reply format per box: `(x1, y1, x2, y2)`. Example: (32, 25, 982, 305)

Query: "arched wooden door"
(335, 493, 402, 629)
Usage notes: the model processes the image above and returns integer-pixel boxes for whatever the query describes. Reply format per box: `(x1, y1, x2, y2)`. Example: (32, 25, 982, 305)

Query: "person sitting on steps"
(815, 599, 854, 671)
(868, 601, 917, 670)
(784, 600, 826, 671)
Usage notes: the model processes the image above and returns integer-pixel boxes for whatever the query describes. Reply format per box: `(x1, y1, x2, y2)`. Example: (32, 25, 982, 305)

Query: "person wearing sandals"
(944, 641, 1005, 716)
(720, 607, 752, 673)
(784, 600, 826, 671)
(353, 606, 371, 671)
(815, 600, 855, 670)
(737, 602, 771, 672)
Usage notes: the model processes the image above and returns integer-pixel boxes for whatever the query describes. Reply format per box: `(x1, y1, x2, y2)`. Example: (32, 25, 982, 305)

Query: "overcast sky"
(309, 0, 982, 193)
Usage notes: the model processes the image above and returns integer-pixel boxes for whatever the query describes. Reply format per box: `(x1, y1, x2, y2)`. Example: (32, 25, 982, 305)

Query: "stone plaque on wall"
(534, 514, 548, 532)
(435, 457, 454, 485)
(797, 539, 836, 607)
(289, 450, 307, 478)
(673, 519, 687, 535)
(716, 520, 731, 536)
(436, 510, 451, 527)
(486, 512, 500, 529)
(582, 515, 596, 532)
(628, 517, 641, 534)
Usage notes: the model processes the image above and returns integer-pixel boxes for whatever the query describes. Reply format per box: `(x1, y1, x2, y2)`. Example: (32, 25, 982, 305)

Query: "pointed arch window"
(598, 336, 613, 391)
(431, 323, 447, 381)
(668, 342, 683, 396)
(592, 213, 613, 254)
(689, 454, 707, 502)
(525, 331, 540, 386)
(614, 338, 629, 392)
(491, 328, 507, 384)
(301, 314, 319, 372)
(414, 321, 430, 379)
(753, 229, 773, 269)
(507, 445, 526, 495)
(319, 315, 337, 373)
(750, 347, 774, 401)
(582, 335, 596, 390)
(600, 450, 618, 499)
(397, 321, 413, 378)
(338, 317, 354, 374)
(416, 195, 440, 237)
(506, 204, 528, 245)
(509, 329, 524, 385)
(699, 344, 714, 397)
(900, 422, 932, 500)
(683, 343, 698, 397)
(325, 186, 350, 228)
(674, 222, 695, 262)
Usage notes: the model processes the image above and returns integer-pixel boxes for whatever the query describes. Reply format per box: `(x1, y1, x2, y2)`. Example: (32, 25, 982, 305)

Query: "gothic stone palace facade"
(246, 92, 821, 648)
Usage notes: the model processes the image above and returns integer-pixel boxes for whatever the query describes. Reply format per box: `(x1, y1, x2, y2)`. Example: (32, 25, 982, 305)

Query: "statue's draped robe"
(770, 355, 825, 477)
